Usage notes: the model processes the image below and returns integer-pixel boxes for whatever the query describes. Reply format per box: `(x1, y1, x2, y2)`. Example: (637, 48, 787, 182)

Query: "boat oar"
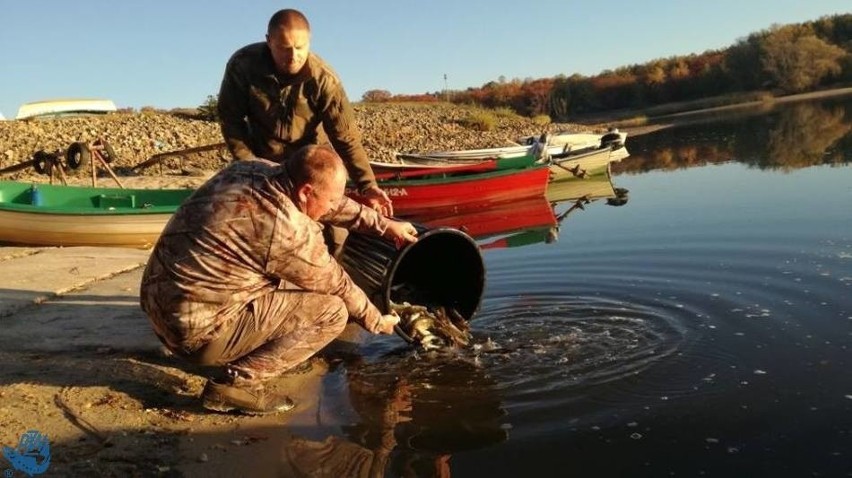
(374, 160, 498, 181)
(550, 160, 587, 178)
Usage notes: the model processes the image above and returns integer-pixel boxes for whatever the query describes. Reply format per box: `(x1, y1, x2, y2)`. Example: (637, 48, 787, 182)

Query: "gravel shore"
(0, 103, 597, 182)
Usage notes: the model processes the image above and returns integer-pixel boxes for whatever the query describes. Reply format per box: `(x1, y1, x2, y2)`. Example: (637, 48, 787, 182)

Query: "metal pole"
(444, 74, 449, 102)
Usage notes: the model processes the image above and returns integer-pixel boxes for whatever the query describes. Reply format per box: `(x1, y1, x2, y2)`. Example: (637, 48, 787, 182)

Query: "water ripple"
(355, 219, 851, 442)
(471, 295, 685, 393)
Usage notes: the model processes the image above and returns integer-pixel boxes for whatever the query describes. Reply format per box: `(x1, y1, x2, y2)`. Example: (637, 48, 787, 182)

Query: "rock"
(0, 104, 591, 180)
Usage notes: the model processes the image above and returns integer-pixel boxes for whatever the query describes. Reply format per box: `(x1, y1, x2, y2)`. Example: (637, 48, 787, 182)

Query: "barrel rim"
(380, 226, 486, 321)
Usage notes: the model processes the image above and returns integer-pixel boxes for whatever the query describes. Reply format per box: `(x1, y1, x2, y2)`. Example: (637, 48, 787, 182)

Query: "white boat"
(517, 128, 629, 159)
(395, 128, 629, 164)
(402, 145, 532, 160)
(399, 141, 583, 161)
(370, 144, 618, 184)
(548, 147, 615, 180)
(15, 98, 117, 120)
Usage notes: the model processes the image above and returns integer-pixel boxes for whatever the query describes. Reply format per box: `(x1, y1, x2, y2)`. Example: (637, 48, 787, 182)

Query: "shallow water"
(297, 97, 852, 477)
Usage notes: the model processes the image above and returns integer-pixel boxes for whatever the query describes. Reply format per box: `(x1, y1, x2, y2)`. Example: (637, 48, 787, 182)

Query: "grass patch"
(532, 114, 551, 126)
(461, 110, 497, 131)
(492, 107, 520, 118)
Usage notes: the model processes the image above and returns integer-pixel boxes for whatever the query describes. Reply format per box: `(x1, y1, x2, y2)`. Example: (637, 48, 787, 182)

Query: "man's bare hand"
(362, 185, 393, 217)
(383, 220, 418, 248)
(377, 311, 400, 335)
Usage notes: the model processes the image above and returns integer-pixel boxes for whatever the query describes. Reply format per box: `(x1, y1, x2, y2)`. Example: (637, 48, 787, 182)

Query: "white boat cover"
(15, 98, 117, 120)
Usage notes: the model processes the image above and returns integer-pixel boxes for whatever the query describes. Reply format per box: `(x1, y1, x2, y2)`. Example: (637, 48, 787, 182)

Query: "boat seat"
(97, 194, 137, 209)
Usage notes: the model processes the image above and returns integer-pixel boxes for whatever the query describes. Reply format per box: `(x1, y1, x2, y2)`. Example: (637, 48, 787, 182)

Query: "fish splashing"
(390, 301, 472, 351)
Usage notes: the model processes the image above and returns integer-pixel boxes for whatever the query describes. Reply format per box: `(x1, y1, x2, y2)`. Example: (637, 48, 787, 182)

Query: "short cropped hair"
(288, 145, 343, 189)
(268, 9, 310, 34)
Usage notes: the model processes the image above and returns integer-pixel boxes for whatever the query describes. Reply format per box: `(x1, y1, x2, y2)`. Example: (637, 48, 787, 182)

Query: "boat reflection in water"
(403, 167, 627, 251)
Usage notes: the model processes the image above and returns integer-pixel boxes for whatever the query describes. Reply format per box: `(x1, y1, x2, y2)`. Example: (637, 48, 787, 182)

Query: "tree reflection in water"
(615, 96, 852, 174)
(763, 102, 851, 169)
(279, 354, 508, 478)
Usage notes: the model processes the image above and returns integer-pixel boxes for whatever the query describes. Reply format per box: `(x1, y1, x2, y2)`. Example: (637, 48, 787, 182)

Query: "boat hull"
(15, 98, 117, 120)
(371, 154, 536, 174)
(518, 131, 629, 150)
(0, 209, 175, 248)
(404, 145, 531, 160)
(548, 147, 615, 181)
(375, 147, 621, 184)
(0, 181, 192, 248)
(348, 166, 551, 215)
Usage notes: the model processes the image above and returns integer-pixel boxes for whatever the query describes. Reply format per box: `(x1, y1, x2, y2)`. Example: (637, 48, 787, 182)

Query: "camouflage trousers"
(189, 291, 348, 384)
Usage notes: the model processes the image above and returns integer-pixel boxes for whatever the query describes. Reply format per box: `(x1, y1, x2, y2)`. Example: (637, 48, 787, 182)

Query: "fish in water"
(390, 301, 472, 351)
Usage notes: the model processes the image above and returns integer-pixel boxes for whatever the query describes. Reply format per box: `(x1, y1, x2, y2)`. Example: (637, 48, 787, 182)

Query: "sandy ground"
(0, 246, 377, 476)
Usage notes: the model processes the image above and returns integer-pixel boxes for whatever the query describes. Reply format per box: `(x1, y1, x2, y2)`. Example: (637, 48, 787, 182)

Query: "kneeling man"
(140, 145, 416, 414)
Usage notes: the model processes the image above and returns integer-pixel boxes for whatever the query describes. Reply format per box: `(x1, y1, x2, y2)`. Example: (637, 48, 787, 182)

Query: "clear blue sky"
(0, 0, 848, 118)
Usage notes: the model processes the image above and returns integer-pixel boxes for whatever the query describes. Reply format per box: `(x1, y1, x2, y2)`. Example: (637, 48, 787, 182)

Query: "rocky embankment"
(0, 103, 595, 181)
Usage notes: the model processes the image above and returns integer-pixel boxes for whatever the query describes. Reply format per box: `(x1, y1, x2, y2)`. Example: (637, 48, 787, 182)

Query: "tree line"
(361, 14, 852, 120)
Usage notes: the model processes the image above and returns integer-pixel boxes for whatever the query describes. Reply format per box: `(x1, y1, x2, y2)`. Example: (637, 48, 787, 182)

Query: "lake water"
(292, 97, 852, 477)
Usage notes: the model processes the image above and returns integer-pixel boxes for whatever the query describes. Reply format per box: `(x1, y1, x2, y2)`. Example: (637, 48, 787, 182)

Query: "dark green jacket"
(218, 44, 376, 191)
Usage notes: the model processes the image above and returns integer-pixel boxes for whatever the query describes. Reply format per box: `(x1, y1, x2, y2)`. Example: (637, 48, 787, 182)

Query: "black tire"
(32, 150, 51, 175)
(100, 140, 117, 163)
(66, 142, 91, 170)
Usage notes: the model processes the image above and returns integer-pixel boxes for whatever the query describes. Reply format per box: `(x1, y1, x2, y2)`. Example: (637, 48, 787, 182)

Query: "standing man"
(140, 145, 417, 415)
(217, 8, 392, 216)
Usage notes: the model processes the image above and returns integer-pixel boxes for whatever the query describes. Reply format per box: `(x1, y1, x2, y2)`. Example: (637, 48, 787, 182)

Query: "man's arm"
(319, 82, 377, 192)
(217, 56, 256, 161)
(321, 197, 416, 245)
(320, 196, 389, 235)
(268, 209, 384, 333)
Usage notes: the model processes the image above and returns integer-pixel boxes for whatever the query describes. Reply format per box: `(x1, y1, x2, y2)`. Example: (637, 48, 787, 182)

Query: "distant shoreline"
(608, 86, 852, 138)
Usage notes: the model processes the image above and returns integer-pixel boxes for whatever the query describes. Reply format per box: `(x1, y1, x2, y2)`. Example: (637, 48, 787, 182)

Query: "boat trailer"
(0, 138, 125, 188)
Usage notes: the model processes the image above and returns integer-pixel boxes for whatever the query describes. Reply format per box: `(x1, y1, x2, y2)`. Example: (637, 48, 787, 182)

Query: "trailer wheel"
(100, 140, 117, 163)
(66, 142, 91, 170)
(32, 150, 51, 175)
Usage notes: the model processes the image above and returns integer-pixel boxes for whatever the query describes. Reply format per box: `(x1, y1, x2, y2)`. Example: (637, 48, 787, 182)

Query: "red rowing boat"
(347, 165, 551, 215)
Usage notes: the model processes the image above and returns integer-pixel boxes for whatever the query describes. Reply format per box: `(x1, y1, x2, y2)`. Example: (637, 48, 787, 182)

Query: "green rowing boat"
(0, 181, 193, 248)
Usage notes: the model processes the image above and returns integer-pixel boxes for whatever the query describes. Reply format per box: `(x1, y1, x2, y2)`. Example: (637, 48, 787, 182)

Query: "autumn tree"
(565, 75, 599, 114)
(760, 25, 847, 93)
(724, 33, 768, 91)
(369, 14, 851, 117)
(592, 68, 639, 109)
(361, 89, 392, 102)
(548, 76, 572, 120)
(520, 78, 554, 116)
(687, 51, 729, 97)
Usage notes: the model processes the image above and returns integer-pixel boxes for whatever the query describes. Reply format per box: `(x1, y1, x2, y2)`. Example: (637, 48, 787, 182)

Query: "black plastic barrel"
(339, 226, 485, 321)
